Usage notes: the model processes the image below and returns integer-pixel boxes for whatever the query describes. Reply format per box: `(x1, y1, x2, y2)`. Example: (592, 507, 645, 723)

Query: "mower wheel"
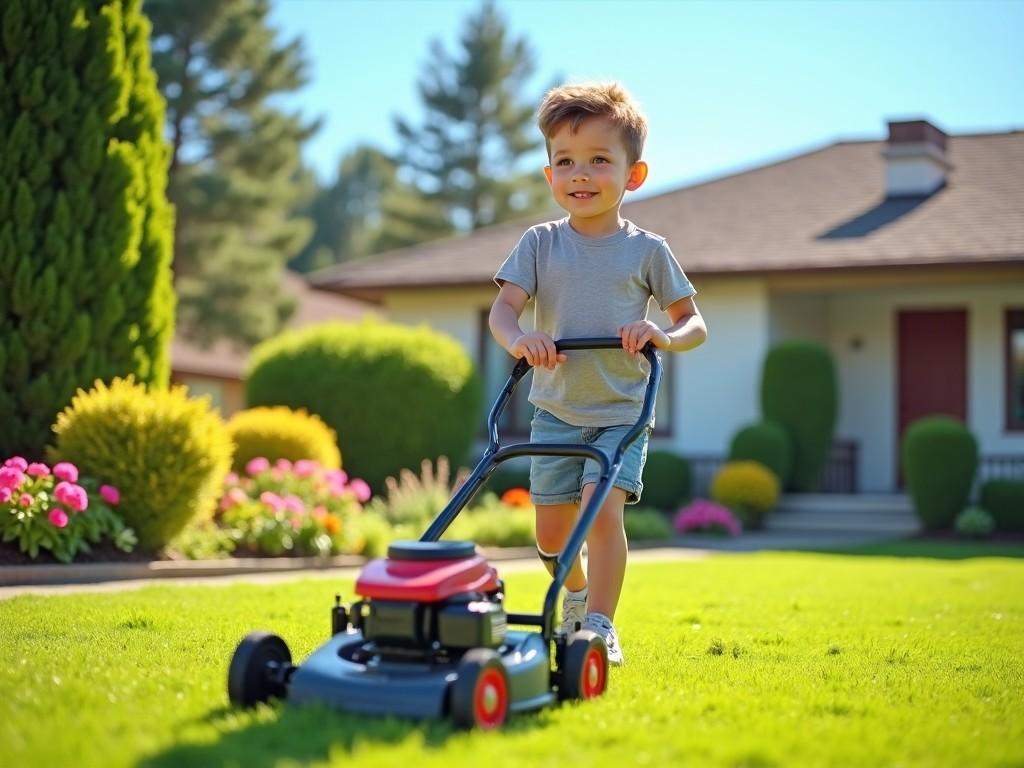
(450, 648, 509, 730)
(228, 631, 292, 708)
(559, 630, 608, 701)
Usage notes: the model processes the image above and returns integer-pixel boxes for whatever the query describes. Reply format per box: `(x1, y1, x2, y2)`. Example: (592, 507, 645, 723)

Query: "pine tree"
(147, 0, 316, 346)
(394, 0, 551, 232)
(291, 146, 452, 272)
(0, 0, 175, 458)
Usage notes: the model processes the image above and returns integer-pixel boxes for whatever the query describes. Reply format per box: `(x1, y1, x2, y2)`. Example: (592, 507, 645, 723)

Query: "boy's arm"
(618, 296, 708, 354)
(489, 283, 567, 369)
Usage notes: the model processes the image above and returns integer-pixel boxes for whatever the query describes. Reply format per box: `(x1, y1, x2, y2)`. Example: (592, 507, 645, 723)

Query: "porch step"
(768, 494, 919, 534)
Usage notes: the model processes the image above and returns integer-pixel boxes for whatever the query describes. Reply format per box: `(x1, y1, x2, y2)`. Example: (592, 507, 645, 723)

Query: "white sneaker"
(561, 588, 588, 634)
(582, 612, 624, 666)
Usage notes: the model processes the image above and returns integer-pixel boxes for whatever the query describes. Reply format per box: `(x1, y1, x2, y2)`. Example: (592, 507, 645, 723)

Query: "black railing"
(687, 439, 859, 497)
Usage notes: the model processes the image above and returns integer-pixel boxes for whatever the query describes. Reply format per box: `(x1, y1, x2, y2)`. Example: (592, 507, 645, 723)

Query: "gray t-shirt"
(494, 218, 696, 427)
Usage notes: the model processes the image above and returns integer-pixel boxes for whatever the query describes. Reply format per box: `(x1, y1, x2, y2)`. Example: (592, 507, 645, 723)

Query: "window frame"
(1006, 308, 1024, 432)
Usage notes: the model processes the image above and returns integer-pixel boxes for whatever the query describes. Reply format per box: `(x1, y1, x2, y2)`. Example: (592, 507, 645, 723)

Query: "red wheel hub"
(474, 667, 508, 729)
(582, 647, 606, 698)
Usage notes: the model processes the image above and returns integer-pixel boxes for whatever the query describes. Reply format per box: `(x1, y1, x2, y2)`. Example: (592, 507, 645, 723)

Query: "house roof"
(309, 129, 1024, 299)
(170, 271, 377, 380)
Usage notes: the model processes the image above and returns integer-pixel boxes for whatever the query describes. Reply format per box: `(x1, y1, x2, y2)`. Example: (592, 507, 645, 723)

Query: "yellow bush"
(51, 377, 233, 550)
(226, 406, 341, 472)
(710, 460, 780, 527)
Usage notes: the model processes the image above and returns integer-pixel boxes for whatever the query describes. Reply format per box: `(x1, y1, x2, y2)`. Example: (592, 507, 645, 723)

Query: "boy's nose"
(571, 169, 590, 182)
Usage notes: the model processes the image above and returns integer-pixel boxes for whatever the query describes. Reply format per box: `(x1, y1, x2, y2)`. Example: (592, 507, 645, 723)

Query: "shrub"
(761, 341, 837, 491)
(979, 479, 1024, 532)
(226, 406, 341, 473)
(673, 499, 743, 537)
(488, 462, 532, 497)
(729, 421, 792, 486)
(216, 458, 370, 557)
(641, 450, 692, 511)
(624, 507, 674, 541)
(0, 0, 174, 458)
(50, 378, 233, 550)
(954, 507, 995, 539)
(448, 493, 536, 548)
(364, 457, 469, 534)
(246, 319, 482, 491)
(710, 460, 780, 529)
(0, 457, 136, 562)
(901, 417, 977, 531)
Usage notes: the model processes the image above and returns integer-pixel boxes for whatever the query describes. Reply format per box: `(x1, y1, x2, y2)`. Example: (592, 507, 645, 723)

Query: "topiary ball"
(641, 450, 692, 511)
(227, 406, 341, 473)
(246, 319, 482, 492)
(728, 421, 792, 487)
(50, 377, 233, 550)
(901, 416, 978, 531)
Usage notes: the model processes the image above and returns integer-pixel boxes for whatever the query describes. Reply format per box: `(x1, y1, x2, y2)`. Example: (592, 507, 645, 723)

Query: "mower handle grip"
(511, 336, 656, 378)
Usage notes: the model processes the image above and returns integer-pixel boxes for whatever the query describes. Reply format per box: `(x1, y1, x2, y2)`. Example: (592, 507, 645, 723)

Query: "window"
(1007, 309, 1024, 431)
(477, 312, 674, 438)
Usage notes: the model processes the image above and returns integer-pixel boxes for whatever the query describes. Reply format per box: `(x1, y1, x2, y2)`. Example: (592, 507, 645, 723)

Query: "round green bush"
(624, 507, 674, 541)
(954, 506, 995, 539)
(901, 417, 978, 531)
(728, 421, 792, 486)
(979, 479, 1024, 532)
(641, 450, 692, 511)
(246, 320, 482, 492)
(761, 341, 837, 492)
(51, 377, 233, 550)
(226, 406, 341, 473)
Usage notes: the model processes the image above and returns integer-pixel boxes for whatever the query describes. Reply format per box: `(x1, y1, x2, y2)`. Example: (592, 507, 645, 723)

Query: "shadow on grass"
(808, 537, 1024, 561)
(142, 698, 548, 768)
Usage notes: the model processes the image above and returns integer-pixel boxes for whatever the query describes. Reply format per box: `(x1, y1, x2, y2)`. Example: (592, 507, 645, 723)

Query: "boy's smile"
(544, 116, 648, 237)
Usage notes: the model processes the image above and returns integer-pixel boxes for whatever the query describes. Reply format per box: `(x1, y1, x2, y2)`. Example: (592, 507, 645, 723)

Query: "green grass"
(823, 538, 1024, 560)
(2, 552, 1023, 767)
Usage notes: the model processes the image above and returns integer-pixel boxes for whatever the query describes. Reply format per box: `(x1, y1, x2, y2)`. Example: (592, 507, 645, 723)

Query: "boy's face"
(544, 117, 648, 232)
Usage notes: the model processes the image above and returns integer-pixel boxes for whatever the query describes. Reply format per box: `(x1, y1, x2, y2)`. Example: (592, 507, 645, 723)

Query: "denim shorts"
(528, 408, 651, 506)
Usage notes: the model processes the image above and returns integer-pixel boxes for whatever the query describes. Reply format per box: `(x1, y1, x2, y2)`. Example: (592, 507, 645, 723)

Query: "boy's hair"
(537, 82, 648, 165)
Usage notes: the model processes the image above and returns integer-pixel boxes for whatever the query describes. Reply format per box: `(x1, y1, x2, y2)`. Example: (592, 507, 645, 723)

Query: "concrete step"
(768, 494, 919, 534)
(777, 494, 914, 515)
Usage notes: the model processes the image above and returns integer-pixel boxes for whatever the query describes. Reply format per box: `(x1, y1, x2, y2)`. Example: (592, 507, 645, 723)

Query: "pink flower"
(19, 493, 33, 508)
(220, 487, 249, 511)
(27, 462, 50, 477)
(283, 494, 305, 513)
(48, 509, 69, 528)
(3, 456, 28, 471)
(53, 462, 79, 483)
(349, 479, 371, 503)
(0, 467, 25, 490)
(293, 459, 319, 478)
(0, 487, 12, 504)
(225, 472, 239, 486)
(260, 491, 285, 513)
(54, 481, 88, 512)
(311, 505, 328, 520)
(326, 469, 348, 485)
(99, 485, 120, 505)
(673, 499, 742, 537)
(275, 458, 293, 472)
(246, 457, 270, 476)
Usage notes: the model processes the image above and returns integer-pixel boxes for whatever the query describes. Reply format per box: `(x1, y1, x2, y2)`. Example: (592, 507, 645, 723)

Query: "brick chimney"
(883, 119, 951, 197)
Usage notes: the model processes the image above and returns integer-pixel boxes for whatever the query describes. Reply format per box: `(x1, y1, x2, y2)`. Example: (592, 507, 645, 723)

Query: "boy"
(488, 82, 707, 665)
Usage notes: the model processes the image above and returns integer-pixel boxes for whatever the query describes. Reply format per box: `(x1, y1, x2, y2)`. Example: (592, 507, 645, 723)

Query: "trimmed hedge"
(641, 450, 692, 511)
(761, 341, 837, 492)
(728, 421, 792, 486)
(51, 378, 232, 550)
(246, 320, 482, 492)
(979, 479, 1024, 532)
(226, 406, 341, 472)
(901, 417, 978, 531)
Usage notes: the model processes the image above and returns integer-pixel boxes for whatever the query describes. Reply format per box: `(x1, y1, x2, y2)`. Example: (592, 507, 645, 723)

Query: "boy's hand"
(618, 320, 671, 354)
(510, 332, 568, 369)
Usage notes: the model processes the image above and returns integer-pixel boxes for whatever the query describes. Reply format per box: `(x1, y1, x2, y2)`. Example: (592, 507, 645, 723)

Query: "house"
(309, 120, 1024, 493)
(170, 271, 378, 415)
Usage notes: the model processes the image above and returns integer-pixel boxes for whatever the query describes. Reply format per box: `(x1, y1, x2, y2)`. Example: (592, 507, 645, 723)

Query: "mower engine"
(345, 541, 507, 653)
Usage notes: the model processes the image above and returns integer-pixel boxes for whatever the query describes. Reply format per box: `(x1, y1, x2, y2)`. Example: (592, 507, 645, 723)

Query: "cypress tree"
(0, 0, 174, 458)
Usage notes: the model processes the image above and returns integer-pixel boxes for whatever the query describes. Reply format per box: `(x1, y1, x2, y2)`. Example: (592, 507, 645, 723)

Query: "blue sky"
(269, 0, 1024, 198)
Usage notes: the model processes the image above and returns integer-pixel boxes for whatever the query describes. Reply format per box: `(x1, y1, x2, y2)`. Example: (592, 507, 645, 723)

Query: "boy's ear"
(543, 165, 553, 186)
(625, 161, 648, 191)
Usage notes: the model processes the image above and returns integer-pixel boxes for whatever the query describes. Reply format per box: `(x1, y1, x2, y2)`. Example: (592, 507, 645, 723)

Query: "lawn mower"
(228, 337, 662, 729)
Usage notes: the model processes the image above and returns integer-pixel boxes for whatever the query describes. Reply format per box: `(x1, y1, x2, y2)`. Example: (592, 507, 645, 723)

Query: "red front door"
(896, 309, 968, 484)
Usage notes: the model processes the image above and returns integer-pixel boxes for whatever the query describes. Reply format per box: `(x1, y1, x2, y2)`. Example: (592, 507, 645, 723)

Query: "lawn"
(2, 551, 1023, 768)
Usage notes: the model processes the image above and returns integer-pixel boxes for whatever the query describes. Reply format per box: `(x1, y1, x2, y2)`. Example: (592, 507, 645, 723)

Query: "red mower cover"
(356, 554, 499, 602)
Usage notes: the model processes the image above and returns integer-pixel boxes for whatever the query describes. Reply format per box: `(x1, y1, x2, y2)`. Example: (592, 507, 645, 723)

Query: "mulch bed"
(0, 540, 163, 567)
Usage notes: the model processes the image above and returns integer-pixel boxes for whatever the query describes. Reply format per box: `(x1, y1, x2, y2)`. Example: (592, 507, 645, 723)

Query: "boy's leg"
(578, 483, 628, 619)
(534, 503, 587, 592)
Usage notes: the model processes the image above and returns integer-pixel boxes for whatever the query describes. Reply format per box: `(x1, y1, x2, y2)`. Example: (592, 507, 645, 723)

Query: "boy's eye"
(593, 156, 609, 163)
(556, 158, 572, 166)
